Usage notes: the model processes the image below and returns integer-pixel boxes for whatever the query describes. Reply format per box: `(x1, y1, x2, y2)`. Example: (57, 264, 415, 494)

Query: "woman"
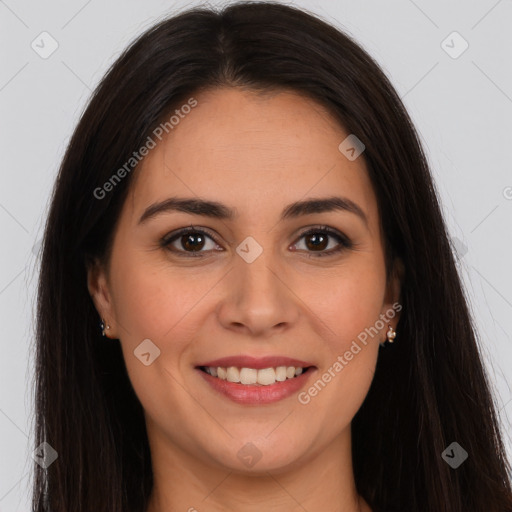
(33, 2, 512, 511)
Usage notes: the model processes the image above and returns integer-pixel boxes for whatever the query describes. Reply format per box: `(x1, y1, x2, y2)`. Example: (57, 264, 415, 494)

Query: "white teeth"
(257, 368, 276, 385)
(226, 367, 240, 383)
(275, 366, 287, 381)
(240, 368, 258, 384)
(204, 365, 307, 385)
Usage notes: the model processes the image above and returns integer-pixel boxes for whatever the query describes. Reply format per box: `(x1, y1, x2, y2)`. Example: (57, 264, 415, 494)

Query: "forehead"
(126, 87, 379, 231)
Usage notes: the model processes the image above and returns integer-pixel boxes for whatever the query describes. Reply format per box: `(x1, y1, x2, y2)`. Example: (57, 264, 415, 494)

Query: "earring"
(380, 324, 397, 347)
(100, 318, 111, 337)
(385, 324, 396, 343)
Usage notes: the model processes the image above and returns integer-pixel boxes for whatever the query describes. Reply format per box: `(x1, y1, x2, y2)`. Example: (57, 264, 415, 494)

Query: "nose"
(216, 250, 300, 338)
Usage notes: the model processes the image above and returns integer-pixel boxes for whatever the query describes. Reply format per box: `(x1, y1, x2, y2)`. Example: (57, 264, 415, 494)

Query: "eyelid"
(160, 224, 353, 257)
(160, 225, 222, 245)
(295, 224, 351, 243)
(292, 225, 353, 257)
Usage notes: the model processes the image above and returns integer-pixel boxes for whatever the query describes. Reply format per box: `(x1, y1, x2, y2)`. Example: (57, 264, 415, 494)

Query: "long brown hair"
(33, 2, 512, 511)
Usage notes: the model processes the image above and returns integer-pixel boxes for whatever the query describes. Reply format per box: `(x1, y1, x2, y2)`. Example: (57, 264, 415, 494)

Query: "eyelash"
(160, 225, 353, 259)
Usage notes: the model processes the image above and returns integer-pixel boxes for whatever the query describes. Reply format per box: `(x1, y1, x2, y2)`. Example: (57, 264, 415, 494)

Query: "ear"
(86, 257, 118, 339)
(382, 257, 405, 329)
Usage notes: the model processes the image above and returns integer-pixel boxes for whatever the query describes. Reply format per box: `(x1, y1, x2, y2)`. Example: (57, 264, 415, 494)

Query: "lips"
(197, 365, 317, 405)
(195, 355, 317, 404)
(196, 355, 315, 370)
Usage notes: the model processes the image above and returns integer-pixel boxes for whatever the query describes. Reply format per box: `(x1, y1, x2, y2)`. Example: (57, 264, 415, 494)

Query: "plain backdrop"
(1, 0, 511, 509)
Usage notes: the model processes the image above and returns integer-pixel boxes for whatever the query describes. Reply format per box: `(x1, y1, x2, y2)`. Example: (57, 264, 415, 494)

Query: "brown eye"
(292, 226, 353, 258)
(180, 232, 207, 252)
(161, 227, 220, 257)
(304, 232, 329, 251)
(160, 225, 353, 259)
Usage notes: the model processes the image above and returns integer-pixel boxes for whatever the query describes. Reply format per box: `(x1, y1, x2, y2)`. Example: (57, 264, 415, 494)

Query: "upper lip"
(197, 355, 315, 370)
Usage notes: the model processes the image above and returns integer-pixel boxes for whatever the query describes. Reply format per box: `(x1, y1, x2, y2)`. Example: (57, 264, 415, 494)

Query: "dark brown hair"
(33, 2, 512, 511)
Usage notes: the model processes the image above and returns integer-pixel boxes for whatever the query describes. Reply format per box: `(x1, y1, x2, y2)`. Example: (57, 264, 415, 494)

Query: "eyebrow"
(138, 196, 369, 227)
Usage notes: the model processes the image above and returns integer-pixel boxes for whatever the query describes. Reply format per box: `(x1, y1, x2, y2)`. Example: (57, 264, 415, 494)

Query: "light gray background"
(1, 0, 511, 509)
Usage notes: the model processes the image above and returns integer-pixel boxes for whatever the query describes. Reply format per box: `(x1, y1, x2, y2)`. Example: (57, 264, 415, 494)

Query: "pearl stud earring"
(100, 318, 111, 337)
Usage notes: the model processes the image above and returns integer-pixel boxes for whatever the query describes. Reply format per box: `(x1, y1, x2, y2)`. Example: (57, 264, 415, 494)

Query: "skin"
(88, 87, 403, 512)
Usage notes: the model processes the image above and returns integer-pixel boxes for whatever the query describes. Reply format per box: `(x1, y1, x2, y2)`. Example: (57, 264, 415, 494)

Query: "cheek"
(108, 254, 204, 409)
(111, 267, 175, 339)
(306, 261, 386, 345)
(298, 261, 385, 408)
(109, 249, 221, 348)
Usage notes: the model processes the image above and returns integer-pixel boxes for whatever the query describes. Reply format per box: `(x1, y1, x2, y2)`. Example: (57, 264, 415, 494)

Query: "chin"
(203, 436, 308, 475)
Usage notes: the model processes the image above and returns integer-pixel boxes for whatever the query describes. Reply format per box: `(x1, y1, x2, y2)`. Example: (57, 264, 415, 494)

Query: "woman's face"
(88, 87, 402, 473)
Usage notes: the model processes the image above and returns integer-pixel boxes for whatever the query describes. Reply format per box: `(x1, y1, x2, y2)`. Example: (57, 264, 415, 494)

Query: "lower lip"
(196, 367, 316, 405)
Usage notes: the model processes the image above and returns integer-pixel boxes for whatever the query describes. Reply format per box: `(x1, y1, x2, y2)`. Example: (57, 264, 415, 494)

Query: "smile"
(196, 365, 316, 405)
(199, 365, 307, 385)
